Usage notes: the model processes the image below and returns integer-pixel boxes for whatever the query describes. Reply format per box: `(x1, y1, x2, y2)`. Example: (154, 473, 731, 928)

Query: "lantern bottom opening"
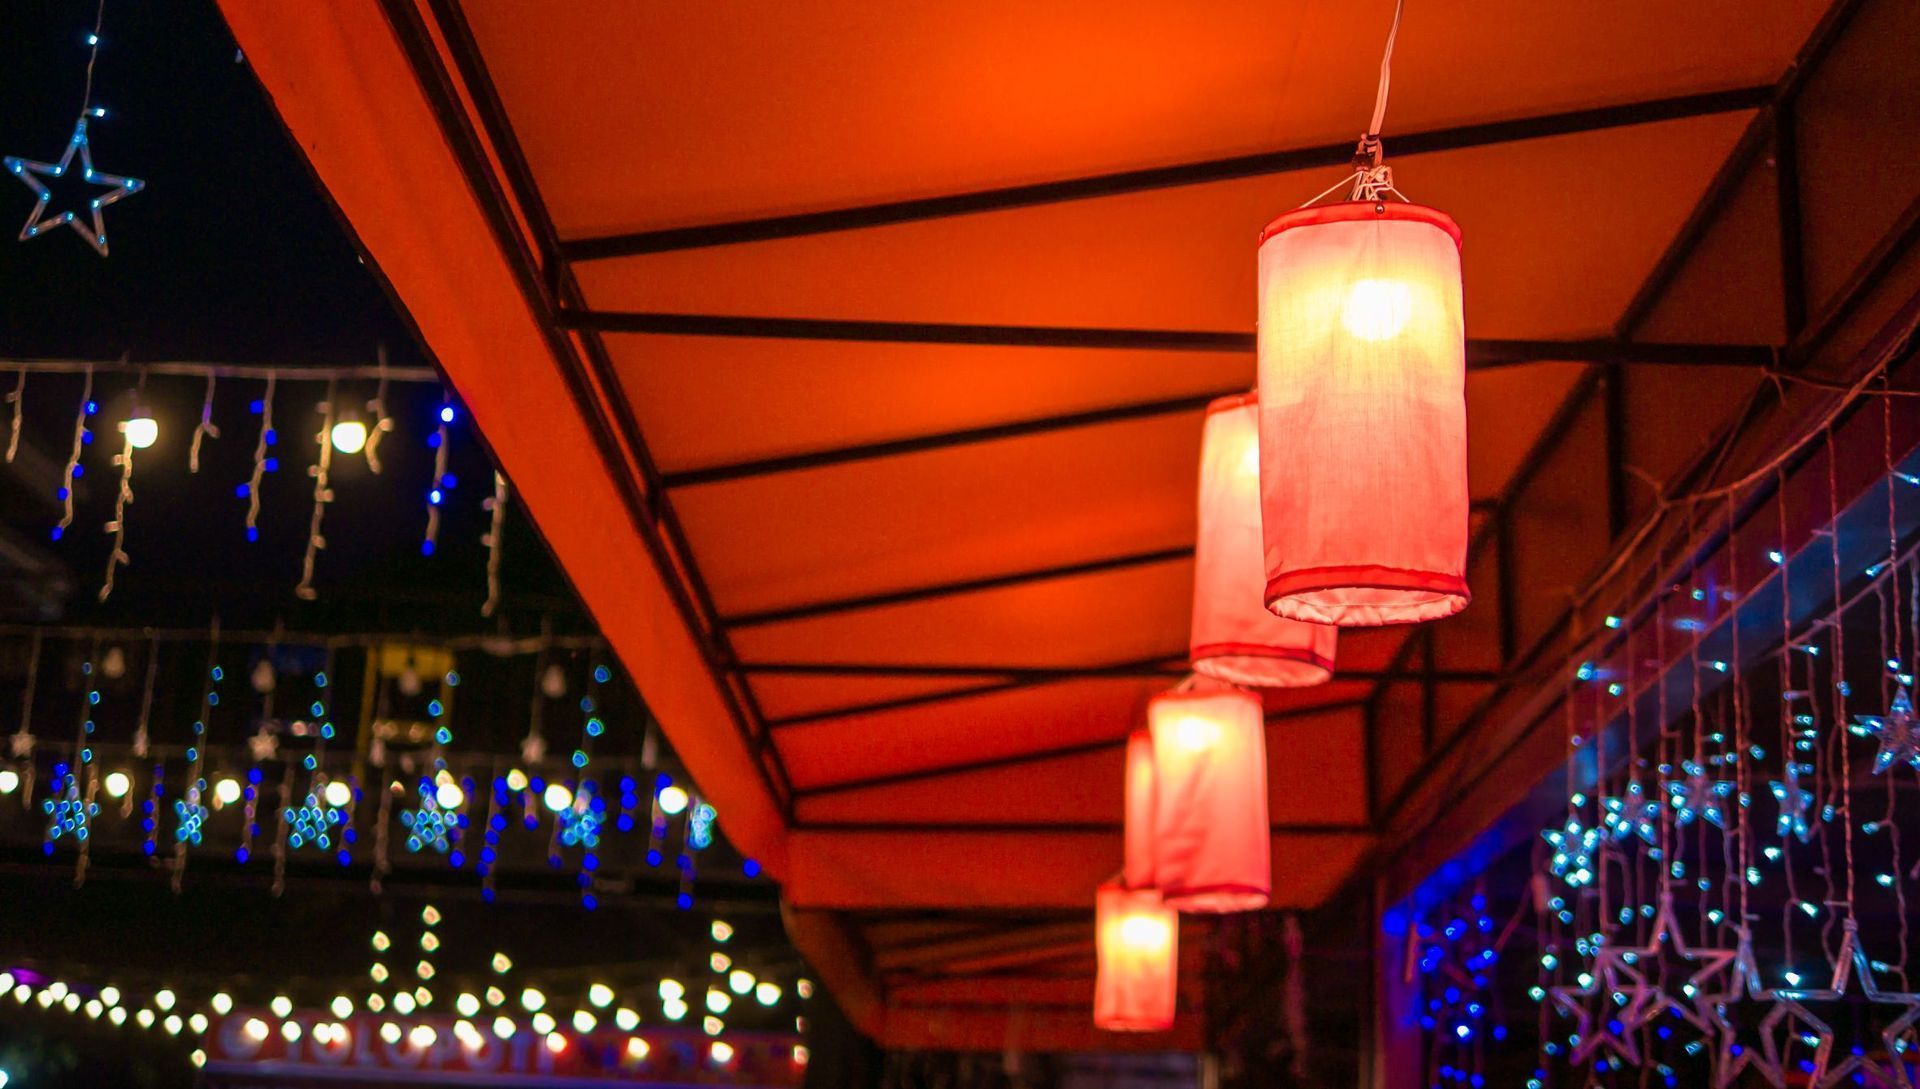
(1190, 642, 1334, 688)
(1162, 883, 1270, 914)
(1265, 564, 1468, 627)
(1095, 1017, 1177, 1034)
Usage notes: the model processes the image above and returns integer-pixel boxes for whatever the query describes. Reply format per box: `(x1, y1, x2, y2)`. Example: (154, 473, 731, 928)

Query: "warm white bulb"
(380, 1022, 402, 1045)
(243, 1018, 269, 1042)
(97, 985, 117, 1006)
(492, 1016, 516, 1039)
(409, 1025, 436, 1048)
(331, 995, 353, 1019)
(104, 771, 131, 798)
(656, 785, 689, 815)
(614, 1007, 639, 1031)
(329, 419, 369, 455)
(435, 780, 465, 810)
(0, 769, 17, 794)
(505, 769, 529, 792)
(542, 783, 573, 812)
(213, 778, 242, 806)
(520, 988, 546, 1012)
(727, 970, 754, 996)
(626, 1037, 650, 1060)
(588, 983, 614, 1009)
(572, 1010, 596, 1033)
(210, 992, 233, 1015)
(324, 780, 352, 808)
(121, 416, 158, 450)
(268, 995, 291, 1018)
(1341, 278, 1414, 342)
(755, 982, 781, 1006)
(155, 989, 177, 1012)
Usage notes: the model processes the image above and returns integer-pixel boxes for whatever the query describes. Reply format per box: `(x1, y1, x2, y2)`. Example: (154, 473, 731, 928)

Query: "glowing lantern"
(1255, 201, 1468, 626)
(1123, 730, 1155, 890)
(1191, 393, 1337, 685)
(1093, 882, 1177, 1032)
(1148, 686, 1269, 912)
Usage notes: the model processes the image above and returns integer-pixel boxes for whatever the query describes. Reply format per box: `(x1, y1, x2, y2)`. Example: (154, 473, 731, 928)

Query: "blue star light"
(1769, 765, 1816, 843)
(285, 793, 344, 851)
(1543, 817, 1599, 888)
(1606, 893, 1734, 1037)
(42, 766, 97, 848)
(172, 789, 209, 846)
(4, 119, 143, 256)
(557, 783, 605, 849)
(1850, 685, 1920, 774)
(1706, 928, 1788, 1089)
(1762, 919, 1920, 1089)
(1668, 762, 1733, 829)
(399, 780, 456, 854)
(1603, 779, 1659, 844)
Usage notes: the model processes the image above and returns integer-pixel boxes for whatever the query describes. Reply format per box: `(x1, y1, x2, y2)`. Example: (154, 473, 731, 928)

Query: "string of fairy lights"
(0, 904, 814, 1078)
(1409, 370, 1920, 1088)
(0, 358, 508, 611)
(0, 624, 745, 911)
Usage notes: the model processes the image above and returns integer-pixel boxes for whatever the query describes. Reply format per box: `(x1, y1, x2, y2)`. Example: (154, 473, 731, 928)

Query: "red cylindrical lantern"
(1148, 686, 1270, 912)
(1191, 392, 1337, 686)
(1124, 729, 1156, 890)
(1255, 201, 1468, 627)
(1094, 881, 1178, 1032)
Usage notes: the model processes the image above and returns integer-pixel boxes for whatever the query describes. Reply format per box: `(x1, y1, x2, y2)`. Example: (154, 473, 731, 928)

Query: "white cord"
(1368, 0, 1406, 141)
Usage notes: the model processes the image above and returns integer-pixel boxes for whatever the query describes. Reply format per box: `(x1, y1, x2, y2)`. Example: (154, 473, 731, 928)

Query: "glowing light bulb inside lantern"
(251, 658, 276, 694)
(104, 771, 131, 798)
(657, 785, 689, 816)
(1119, 912, 1174, 952)
(121, 412, 158, 450)
(541, 663, 567, 699)
(101, 645, 126, 679)
(1173, 715, 1220, 753)
(324, 780, 351, 808)
(1340, 278, 1414, 341)
(330, 418, 369, 455)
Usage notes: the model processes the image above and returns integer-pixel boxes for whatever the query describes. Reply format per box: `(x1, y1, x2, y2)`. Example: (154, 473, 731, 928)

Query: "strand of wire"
(423, 393, 451, 555)
(98, 419, 137, 601)
(481, 471, 509, 617)
(365, 349, 395, 473)
(245, 372, 275, 541)
(5, 369, 24, 463)
(1573, 317, 1920, 618)
(56, 365, 92, 537)
(295, 379, 339, 601)
(76, 0, 105, 124)
(189, 371, 218, 473)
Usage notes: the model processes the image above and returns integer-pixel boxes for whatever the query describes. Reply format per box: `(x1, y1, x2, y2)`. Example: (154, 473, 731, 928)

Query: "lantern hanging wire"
(1297, 0, 1413, 208)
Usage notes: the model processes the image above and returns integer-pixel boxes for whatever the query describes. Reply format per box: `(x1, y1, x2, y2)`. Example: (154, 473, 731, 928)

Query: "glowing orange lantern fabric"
(1255, 201, 1468, 627)
(1191, 392, 1337, 686)
(1123, 729, 1156, 890)
(1094, 881, 1178, 1032)
(1147, 686, 1270, 912)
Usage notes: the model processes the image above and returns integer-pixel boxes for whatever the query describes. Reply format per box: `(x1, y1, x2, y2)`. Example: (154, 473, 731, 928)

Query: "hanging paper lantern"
(1123, 730, 1156, 890)
(1255, 201, 1468, 627)
(1191, 392, 1337, 686)
(1093, 882, 1177, 1032)
(1148, 686, 1269, 912)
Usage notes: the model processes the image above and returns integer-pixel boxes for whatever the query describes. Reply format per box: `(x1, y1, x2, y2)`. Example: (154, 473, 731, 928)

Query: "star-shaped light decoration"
(1604, 891, 1734, 1043)
(557, 782, 605, 850)
(4, 119, 143, 256)
(1668, 761, 1733, 830)
(1543, 816, 1600, 888)
(399, 779, 456, 854)
(284, 792, 344, 852)
(41, 766, 97, 849)
(1550, 953, 1650, 1067)
(1762, 919, 1920, 1089)
(1706, 927, 1789, 1089)
(1769, 764, 1816, 843)
(1850, 685, 1920, 774)
(1604, 779, 1659, 844)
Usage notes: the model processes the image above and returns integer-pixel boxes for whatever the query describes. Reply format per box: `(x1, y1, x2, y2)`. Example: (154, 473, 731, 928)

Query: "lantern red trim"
(1255, 198, 1470, 627)
(1190, 393, 1337, 687)
(1094, 882, 1178, 1033)
(1258, 199, 1464, 247)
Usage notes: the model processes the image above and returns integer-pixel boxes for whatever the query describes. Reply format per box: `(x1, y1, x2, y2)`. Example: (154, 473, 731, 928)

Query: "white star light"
(5, 118, 144, 256)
